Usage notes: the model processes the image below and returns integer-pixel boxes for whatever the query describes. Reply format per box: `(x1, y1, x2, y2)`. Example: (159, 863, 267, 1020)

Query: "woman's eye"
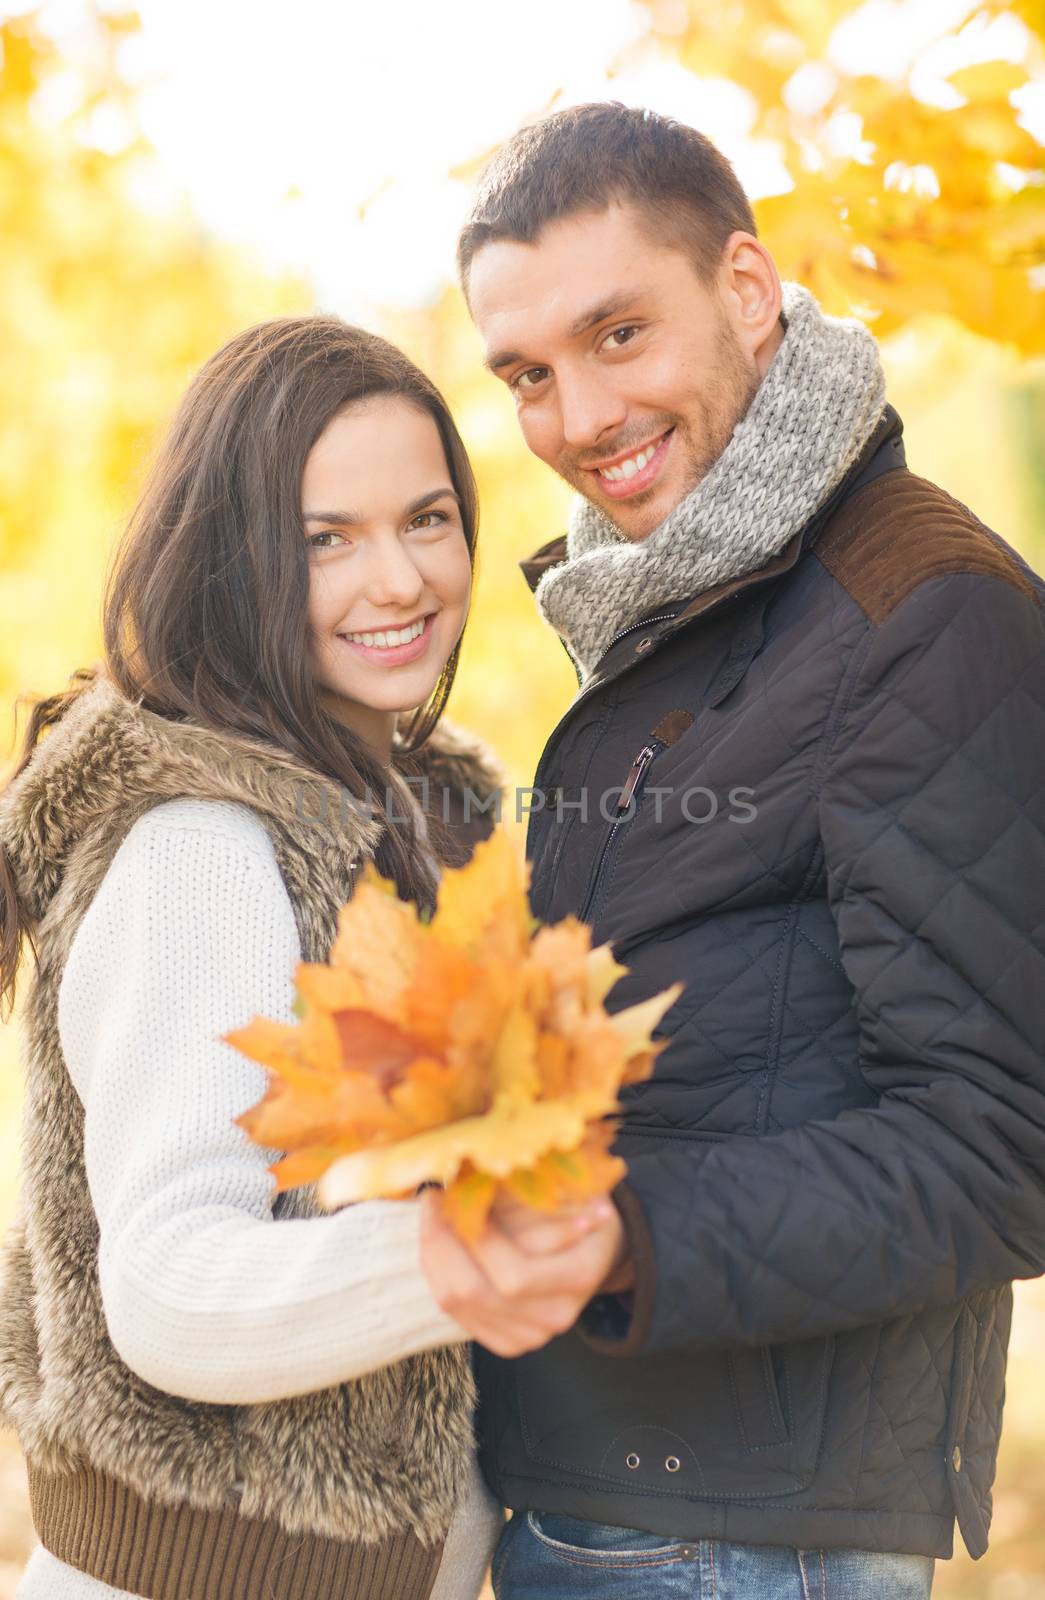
(408, 510, 448, 532)
(604, 325, 640, 350)
(512, 366, 550, 393)
(306, 530, 349, 550)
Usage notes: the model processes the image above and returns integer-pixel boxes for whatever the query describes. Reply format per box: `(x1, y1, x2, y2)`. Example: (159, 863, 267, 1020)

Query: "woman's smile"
(336, 610, 437, 665)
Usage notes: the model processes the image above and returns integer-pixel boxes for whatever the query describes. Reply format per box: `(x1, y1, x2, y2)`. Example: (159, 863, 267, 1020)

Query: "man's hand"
(419, 1188, 631, 1358)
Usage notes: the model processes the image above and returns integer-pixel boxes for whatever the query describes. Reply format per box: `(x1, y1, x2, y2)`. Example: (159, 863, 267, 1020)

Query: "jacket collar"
(519, 407, 906, 637)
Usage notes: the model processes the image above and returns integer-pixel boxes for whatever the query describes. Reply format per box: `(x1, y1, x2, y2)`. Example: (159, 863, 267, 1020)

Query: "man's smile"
(584, 427, 675, 500)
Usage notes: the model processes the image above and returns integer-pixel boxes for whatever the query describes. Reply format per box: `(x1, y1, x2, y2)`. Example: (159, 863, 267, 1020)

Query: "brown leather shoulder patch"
(816, 470, 1035, 625)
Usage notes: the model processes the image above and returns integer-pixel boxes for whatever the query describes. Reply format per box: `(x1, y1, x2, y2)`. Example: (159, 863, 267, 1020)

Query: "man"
(419, 102, 1045, 1597)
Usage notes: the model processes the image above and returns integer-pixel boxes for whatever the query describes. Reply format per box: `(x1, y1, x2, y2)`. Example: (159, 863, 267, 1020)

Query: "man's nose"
(556, 368, 627, 452)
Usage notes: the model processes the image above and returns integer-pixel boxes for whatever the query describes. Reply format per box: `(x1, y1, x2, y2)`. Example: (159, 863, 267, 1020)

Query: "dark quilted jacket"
(474, 408, 1045, 1561)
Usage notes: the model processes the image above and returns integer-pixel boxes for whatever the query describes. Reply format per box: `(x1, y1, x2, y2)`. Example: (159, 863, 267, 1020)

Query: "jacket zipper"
(578, 736, 665, 924)
(607, 611, 686, 649)
(526, 595, 745, 892)
(531, 599, 738, 805)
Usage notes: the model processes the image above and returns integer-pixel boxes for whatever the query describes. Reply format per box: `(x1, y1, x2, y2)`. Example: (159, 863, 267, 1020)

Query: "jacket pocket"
(511, 1325, 835, 1502)
(728, 1344, 788, 1450)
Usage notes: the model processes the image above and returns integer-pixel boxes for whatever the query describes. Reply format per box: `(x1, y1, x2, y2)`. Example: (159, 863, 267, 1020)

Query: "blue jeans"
(491, 1511, 936, 1599)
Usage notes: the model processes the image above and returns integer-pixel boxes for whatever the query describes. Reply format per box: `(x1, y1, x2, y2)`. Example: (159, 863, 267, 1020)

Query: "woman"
(0, 315, 617, 1600)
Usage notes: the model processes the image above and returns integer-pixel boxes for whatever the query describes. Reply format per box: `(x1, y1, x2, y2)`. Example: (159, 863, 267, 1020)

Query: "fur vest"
(0, 671, 507, 1599)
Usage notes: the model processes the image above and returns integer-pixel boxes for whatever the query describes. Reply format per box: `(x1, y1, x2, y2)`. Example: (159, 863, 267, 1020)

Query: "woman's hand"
(419, 1188, 631, 1358)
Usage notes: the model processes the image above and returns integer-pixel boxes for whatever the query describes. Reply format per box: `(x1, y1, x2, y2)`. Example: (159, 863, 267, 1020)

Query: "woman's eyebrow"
(304, 487, 460, 525)
(304, 508, 362, 525)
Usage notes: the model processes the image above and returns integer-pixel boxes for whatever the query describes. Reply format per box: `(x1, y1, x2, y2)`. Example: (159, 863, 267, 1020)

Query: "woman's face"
(302, 395, 472, 759)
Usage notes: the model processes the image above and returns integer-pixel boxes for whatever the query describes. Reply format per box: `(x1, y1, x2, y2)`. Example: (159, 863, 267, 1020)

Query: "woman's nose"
(363, 536, 426, 608)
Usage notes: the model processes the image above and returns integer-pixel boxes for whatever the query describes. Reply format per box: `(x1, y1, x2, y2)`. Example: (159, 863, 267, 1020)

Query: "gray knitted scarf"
(534, 282, 886, 681)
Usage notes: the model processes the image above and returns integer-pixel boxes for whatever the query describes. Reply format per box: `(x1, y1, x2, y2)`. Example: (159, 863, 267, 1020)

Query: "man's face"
(468, 202, 763, 540)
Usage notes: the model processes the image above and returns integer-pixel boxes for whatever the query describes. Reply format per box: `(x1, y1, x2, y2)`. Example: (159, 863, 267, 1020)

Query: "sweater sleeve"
(57, 798, 466, 1405)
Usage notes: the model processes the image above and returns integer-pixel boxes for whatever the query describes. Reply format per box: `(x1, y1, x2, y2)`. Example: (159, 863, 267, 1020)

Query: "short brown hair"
(457, 102, 757, 293)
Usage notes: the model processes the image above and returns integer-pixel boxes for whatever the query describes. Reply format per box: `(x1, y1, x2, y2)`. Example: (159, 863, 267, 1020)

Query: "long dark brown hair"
(0, 315, 479, 1017)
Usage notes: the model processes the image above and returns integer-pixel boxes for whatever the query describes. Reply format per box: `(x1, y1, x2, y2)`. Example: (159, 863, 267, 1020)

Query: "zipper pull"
(618, 744, 659, 814)
(616, 712, 695, 815)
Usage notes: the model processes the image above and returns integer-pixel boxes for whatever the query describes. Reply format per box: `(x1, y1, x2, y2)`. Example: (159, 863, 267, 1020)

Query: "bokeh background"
(1, 0, 1044, 1593)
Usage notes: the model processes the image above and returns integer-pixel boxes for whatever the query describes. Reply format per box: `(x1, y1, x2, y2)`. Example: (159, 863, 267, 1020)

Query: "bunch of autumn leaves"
(227, 831, 682, 1242)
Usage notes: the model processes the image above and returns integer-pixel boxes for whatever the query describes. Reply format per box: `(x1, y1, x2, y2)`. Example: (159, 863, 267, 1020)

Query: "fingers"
(419, 1191, 576, 1355)
(419, 1188, 495, 1312)
(461, 1299, 581, 1359)
(467, 1220, 594, 1303)
(417, 1188, 629, 1359)
(489, 1192, 615, 1258)
(496, 1208, 604, 1258)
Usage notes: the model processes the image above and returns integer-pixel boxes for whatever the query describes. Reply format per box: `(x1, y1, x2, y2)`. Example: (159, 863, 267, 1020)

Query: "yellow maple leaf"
(433, 824, 533, 963)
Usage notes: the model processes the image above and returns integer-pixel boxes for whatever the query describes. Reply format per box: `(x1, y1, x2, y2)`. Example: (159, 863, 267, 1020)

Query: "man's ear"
(720, 233, 784, 376)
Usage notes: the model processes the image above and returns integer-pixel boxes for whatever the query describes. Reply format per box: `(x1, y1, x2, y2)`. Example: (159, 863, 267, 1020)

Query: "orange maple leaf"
(225, 828, 684, 1232)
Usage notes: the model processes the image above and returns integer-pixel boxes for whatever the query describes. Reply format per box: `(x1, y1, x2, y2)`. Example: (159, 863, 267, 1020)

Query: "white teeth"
(598, 439, 660, 483)
(343, 617, 427, 649)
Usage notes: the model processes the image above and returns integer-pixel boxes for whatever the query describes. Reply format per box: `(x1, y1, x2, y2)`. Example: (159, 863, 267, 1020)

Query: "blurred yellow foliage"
(629, 0, 1045, 349)
(0, 11, 309, 729)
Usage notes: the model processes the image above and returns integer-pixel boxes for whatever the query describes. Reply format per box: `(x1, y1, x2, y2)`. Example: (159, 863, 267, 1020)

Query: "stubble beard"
(678, 320, 761, 499)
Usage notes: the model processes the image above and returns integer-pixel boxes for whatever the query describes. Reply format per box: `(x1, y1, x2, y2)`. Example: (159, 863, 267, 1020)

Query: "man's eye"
(604, 325, 640, 349)
(512, 366, 550, 393)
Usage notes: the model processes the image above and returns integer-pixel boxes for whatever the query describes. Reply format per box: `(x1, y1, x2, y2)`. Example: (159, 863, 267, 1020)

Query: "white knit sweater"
(15, 796, 503, 1600)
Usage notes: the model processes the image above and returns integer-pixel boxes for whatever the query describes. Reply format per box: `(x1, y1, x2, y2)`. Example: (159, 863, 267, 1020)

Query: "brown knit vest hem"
(27, 1458, 444, 1600)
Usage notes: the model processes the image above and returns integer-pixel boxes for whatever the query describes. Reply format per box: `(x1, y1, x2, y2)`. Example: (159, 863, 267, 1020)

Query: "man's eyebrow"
(304, 487, 460, 524)
(484, 290, 647, 373)
(567, 290, 645, 339)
